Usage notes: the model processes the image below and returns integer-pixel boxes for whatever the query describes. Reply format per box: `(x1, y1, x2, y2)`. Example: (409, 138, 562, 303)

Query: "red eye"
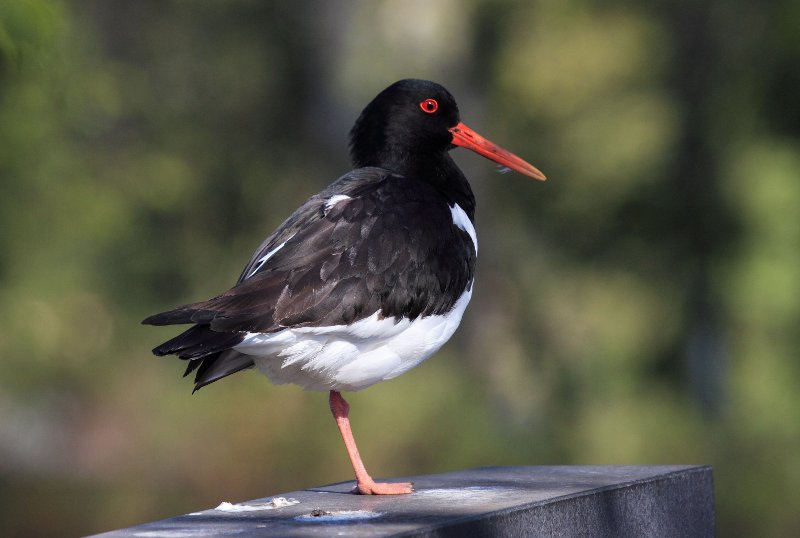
(420, 98, 439, 114)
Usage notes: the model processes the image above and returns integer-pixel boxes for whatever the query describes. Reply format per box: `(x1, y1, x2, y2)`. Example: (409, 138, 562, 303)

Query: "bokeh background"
(1, 0, 798, 536)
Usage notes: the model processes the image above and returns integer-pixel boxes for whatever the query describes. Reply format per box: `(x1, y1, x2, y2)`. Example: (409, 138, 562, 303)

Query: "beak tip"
(528, 168, 547, 181)
(450, 121, 547, 182)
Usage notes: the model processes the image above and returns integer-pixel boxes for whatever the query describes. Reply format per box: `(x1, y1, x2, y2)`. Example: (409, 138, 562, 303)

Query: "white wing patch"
(245, 238, 290, 280)
(450, 203, 477, 255)
(324, 194, 352, 212)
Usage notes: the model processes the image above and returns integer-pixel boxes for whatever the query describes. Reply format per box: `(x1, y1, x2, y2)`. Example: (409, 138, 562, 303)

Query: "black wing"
(143, 166, 476, 389)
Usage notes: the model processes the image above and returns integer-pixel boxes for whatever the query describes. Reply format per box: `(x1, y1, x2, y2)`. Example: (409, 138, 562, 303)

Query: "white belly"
(234, 284, 473, 392)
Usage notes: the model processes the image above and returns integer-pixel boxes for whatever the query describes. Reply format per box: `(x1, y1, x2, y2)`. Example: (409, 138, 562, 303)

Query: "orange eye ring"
(420, 98, 439, 114)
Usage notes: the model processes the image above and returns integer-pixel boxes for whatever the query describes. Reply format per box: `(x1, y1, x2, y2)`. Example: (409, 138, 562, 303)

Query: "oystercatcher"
(143, 79, 545, 495)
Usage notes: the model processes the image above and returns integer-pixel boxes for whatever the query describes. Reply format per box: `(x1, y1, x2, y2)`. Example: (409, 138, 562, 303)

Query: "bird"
(143, 79, 546, 495)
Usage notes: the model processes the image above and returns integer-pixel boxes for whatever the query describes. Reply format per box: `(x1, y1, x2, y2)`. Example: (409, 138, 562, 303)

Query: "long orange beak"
(449, 122, 546, 181)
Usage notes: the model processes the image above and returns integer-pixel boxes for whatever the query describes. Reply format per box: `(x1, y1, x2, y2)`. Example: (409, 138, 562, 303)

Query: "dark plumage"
(143, 79, 545, 494)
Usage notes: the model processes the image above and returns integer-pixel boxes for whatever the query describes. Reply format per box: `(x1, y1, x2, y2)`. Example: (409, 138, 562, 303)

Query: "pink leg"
(328, 390, 413, 495)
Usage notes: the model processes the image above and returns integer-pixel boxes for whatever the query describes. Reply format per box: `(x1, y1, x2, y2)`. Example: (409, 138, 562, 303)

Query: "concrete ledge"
(92, 465, 714, 537)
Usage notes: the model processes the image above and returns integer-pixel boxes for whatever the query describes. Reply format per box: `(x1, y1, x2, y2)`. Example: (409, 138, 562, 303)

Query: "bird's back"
(144, 166, 477, 391)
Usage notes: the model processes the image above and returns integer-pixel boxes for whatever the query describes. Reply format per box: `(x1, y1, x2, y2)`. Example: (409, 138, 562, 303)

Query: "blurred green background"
(1, 0, 798, 536)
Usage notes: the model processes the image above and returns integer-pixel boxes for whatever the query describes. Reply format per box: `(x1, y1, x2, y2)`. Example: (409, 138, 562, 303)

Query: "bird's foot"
(352, 479, 414, 495)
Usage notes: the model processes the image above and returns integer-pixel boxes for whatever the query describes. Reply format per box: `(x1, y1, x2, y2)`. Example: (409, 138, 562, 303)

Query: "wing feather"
(142, 166, 476, 391)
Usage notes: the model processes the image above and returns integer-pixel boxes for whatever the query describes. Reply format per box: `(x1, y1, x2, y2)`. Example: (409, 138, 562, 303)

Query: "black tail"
(188, 351, 256, 393)
(142, 304, 214, 326)
(151, 324, 244, 359)
(144, 315, 253, 391)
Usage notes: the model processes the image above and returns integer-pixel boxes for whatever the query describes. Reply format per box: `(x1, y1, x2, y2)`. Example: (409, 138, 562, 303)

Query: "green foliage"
(1, 1, 798, 536)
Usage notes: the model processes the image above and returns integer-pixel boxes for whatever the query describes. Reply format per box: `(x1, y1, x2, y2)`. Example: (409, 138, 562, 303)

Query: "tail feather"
(145, 303, 259, 391)
(152, 325, 244, 359)
(191, 350, 255, 393)
(147, 322, 253, 391)
(142, 305, 218, 326)
(142, 307, 196, 326)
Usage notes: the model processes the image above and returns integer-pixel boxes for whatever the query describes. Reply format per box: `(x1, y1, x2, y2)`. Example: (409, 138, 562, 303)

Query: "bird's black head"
(350, 79, 546, 182)
(349, 79, 461, 173)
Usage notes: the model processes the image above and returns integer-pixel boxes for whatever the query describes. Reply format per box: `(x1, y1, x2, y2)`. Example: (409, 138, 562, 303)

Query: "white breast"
(235, 284, 473, 392)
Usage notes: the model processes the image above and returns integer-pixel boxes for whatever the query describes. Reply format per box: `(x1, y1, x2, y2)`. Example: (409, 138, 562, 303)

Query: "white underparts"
(235, 284, 474, 392)
(233, 198, 477, 392)
(450, 203, 477, 255)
